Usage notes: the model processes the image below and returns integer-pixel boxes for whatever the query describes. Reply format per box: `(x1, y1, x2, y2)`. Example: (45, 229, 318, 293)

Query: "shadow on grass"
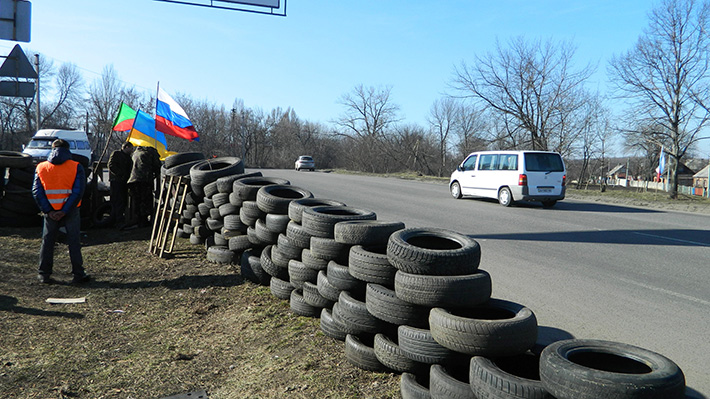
(83, 273, 246, 290)
(0, 295, 84, 319)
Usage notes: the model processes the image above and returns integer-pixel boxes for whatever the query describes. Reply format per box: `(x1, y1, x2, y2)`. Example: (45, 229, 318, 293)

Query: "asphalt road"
(251, 169, 710, 398)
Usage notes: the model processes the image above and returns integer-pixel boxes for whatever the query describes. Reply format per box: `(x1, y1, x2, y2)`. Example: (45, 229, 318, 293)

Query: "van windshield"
(524, 153, 564, 172)
(27, 139, 53, 149)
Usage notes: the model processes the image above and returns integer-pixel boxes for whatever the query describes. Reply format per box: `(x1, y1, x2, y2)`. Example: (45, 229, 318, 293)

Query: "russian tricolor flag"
(156, 87, 199, 142)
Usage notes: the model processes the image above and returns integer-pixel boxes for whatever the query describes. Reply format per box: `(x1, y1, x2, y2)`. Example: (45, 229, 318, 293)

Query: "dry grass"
(0, 226, 400, 398)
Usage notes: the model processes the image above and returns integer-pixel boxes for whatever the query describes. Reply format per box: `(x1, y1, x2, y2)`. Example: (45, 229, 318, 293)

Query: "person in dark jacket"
(127, 146, 161, 228)
(108, 142, 133, 228)
(32, 139, 89, 284)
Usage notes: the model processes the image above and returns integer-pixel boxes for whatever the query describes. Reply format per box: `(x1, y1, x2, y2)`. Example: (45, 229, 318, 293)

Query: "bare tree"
(428, 97, 457, 177)
(334, 84, 401, 172)
(452, 37, 594, 153)
(41, 63, 85, 129)
(609, 0, 710, 198)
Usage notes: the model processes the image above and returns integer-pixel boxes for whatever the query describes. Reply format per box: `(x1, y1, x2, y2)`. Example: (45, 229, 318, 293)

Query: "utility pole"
(34, 53, 39, 131)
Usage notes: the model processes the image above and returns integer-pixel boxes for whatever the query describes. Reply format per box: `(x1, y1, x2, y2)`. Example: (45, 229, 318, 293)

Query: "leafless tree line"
(2, 0, 709, 198)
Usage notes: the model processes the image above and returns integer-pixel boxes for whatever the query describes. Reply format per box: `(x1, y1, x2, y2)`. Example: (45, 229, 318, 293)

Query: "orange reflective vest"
(36, 160, 82, 210)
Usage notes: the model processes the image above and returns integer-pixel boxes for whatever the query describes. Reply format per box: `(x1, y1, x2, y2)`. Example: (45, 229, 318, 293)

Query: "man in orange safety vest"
(32, 139, 90, 284)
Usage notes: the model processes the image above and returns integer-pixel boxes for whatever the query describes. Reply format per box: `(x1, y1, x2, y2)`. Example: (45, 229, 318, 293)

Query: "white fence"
(610, 179, 709, 198)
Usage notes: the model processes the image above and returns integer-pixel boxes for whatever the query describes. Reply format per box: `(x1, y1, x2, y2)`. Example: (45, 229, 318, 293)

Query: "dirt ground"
(0, 225, 400, 398)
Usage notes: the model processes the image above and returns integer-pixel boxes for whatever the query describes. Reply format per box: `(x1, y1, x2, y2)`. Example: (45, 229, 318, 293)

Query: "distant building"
(693, 164, 709, 189)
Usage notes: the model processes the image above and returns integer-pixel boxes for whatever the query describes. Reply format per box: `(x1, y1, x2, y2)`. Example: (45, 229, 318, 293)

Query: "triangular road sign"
(0, 44, 37, 79)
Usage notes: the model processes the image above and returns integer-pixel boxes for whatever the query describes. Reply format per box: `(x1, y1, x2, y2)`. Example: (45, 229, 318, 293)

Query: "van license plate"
(538, 187, 552, 193)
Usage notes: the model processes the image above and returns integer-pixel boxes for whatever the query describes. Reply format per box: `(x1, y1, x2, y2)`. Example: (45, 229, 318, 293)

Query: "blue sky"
(8, 0, 703, 155)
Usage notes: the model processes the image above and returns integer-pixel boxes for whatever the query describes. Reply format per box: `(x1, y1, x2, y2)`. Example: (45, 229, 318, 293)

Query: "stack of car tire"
(0, 151, 41, 227)
(165, 151, 686, 399)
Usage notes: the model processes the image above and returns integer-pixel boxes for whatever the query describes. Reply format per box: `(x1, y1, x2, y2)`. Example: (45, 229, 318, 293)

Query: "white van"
(449, 150, 566, 207)
(22, 129, 93, 165)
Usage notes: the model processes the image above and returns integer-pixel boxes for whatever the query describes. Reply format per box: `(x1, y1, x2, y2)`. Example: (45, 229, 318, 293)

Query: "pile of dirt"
(0, 226, 400, 398)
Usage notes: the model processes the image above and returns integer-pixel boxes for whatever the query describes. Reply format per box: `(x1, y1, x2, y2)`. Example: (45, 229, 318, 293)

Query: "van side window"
(479, 154, 498, 170)
(68, 141, 77, 149)
(461, 155, 477, 171)
(498, 154, 518, 170)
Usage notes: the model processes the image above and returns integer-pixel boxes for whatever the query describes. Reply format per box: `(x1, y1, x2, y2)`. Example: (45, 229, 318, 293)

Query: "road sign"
(0, 0, 31, 42)
(0, 44, 37, 79)
(0, 80, 34, 97)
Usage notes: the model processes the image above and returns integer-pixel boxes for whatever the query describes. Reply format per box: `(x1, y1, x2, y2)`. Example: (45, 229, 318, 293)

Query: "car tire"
(256, 184, 314, 215)
(287, 198, 347, 224)
(470, 353, 554, 399)
(450, 181, 462, 199)
(400, 372, 431, 399)
(498, 187, 513, 207)
(387, 228, 481, 276)
(430, 364, 476, 399)
(394, 270, 492, 308)
(269, 276, 294, 300)
(428, 299, 538, 357)
(374, 333, 427, 374)
(366, 283, 429, 328)
(320, 307, 347, 341)
(345, 334, 388, 372)
(539, 339, 686, 399)
(398, 325, 453, 365)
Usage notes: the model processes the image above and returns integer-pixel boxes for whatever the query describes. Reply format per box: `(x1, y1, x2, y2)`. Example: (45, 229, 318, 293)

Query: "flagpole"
(155, 82, 160, 153)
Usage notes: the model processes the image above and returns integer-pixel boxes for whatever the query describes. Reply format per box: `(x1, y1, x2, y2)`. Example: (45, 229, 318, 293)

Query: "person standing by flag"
(127, 146, 161, 228)
(108, 141, 134, 229)
(32, 139, 89, 284)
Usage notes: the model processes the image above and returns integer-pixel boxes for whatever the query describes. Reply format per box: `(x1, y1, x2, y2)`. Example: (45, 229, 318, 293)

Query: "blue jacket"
(32, 147, 86, 214)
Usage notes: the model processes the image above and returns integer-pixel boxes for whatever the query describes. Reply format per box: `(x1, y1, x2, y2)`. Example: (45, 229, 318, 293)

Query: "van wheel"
(450, 182, 462, 199)
(542, 200, 557, 208)
(498, 187, 513, 207)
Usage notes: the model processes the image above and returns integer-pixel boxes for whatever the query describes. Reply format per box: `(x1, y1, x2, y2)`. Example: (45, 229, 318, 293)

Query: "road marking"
(617, 276, 710, 307)
(632, 231, 710, 247)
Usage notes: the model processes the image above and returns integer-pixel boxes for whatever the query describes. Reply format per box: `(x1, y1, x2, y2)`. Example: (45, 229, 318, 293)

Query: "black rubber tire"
(260, 245, 289, 280)
(229, 191, 243, 207)
(335, 290, 382, 334)
(203, 197, 214, 208)
(0, 192, 38, 215)
(387, 228, 481, 275)
(498, 187, 513, 207)
(255, 218, 278, 245)
(326, 261, 365, 293)
(288, 259, 318, 289)
(320, 308, 348, 341)
(209, 207, 222, 220)
(182, 224, 194, 234)
(401, 372, 431, 399)
(91, 202, 113, 228)
(394, 270, 492, 308)
(269, 244, 291, 268)
(276, 233, 302, 260)
(290, 289, 320, 317)
(301, 248, 329, 271)
(365, 283, 429, 327)
(212, 192, 230, 208)
(450, 181, 463, 199)
(206, 217, 224, 232)
(203, 181, 220, 199)
(345, 334, 387, 372)
(316, 270, 342, 302)
(309, 237, 350, 262)
(256, 184, 314, 214)
(164, 152, 205, 169)
(8, 166, 36, 187)
(218, 203, 239, 217)
(234, 176, 290, 201)
(469, 352, 553, 399)
(302, 281, 334, 308)
(330, 303, 364, 335)
(223, 214, 247, 232)
(349, 245, 396, 285)
(197, 203, 211, 217)
(270, 276, 294, 300)
(288, 198, 347, 224)
(0, 151, 32, 168)
(213, 232, 228, 246)
(216, 171, 262, 193)
(189, 157, 245, 197)
(398, 325, 453, 365)
(265, 213, 290, 234)
(428, 299, 538, 356)
(539, 339, 686, 399)
(240, 250, 270, 285)
(189, 233, 204, 245)
(302, 206, 377, 239)
(335, 220, 406, 246)
(374, 333, 427, 374)
(164, 159, 204, 177)
(206, 245, 236, 264)
(430, 364, 476, 399)
(194, 225, 212, 239)
(285, 221, 313, 249)
(239, 201, 264, 226)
